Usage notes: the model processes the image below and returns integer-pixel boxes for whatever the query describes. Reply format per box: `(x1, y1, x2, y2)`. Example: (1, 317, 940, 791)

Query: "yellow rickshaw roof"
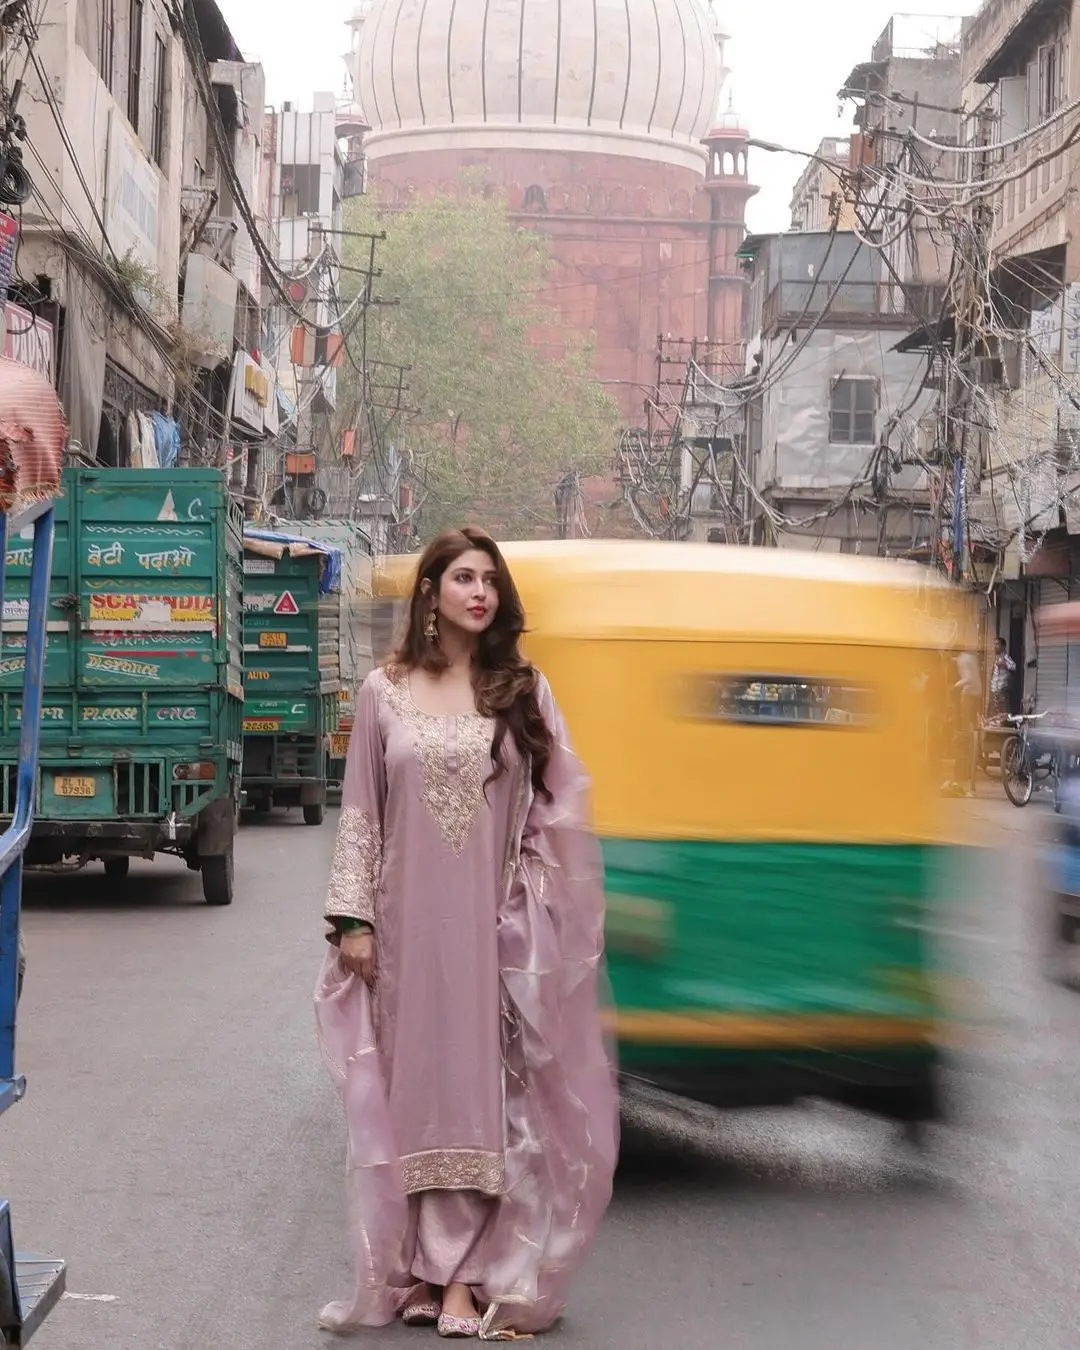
(375, 541, 974, 650)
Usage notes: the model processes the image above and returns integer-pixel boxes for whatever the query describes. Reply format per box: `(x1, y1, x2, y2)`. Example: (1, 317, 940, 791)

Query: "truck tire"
(202, 849, 234, 906)
(303, 802, 325, 827)
(104, 856, 130, 880)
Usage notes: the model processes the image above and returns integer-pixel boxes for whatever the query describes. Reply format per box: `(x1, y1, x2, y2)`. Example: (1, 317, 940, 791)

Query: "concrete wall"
(790, 142, 856, 232)
(369, 144, 745, 424)
(755, 326, 933, 493)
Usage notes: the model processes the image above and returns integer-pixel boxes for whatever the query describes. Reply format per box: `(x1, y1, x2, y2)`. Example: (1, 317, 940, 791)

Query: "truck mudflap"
(195, 795, 237, 859)
(194, 792, 237, 907)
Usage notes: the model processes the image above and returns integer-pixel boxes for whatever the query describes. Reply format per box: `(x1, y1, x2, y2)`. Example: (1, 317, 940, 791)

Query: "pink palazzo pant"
(405, 1192, 495, 1288)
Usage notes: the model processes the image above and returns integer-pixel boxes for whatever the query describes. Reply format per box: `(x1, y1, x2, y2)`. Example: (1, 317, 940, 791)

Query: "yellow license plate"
(329, 734, 350, 758)
(259, 631, 287, 649)
(244, 719, 281, 733)
(55, 776, 95, 798)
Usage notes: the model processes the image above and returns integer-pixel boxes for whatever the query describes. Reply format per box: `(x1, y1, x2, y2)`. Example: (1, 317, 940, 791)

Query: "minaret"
(339, 6, 373, 197)
(702, 96, 758, 367)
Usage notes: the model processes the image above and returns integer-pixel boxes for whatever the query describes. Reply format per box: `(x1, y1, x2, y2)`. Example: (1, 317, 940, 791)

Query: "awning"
(0, 356, 66, 519)
(893, 314, 956, 353)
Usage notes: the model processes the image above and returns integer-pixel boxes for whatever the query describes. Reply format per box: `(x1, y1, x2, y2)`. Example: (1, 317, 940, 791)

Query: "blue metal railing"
(0, 495, 64, 1345)
(0, 500, 55, 1115)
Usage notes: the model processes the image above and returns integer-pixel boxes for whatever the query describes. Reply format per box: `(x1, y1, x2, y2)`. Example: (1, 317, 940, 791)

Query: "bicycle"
(1001, 711, 1053, 807)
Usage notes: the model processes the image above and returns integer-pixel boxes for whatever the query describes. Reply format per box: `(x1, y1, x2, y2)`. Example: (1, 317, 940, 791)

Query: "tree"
(339, 188, 619, 541)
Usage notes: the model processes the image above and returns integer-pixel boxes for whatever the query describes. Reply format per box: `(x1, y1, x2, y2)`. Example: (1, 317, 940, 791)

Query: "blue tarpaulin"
(150, 412, 181, 469)
(243, 527, 342, 594)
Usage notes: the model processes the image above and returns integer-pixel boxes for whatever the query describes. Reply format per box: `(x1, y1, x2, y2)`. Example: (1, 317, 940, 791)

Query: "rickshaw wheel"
(1001, 737, 1033, 806)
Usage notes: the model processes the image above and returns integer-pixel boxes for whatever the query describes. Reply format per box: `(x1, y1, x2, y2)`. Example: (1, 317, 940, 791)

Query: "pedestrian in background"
(953, 650, 982, 797)
(315, 526, 617, 1340)
(989, 637, 1016, 721)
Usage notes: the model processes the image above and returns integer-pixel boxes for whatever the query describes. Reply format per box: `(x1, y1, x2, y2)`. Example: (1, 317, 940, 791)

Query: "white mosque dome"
(350, 0, 726, 172)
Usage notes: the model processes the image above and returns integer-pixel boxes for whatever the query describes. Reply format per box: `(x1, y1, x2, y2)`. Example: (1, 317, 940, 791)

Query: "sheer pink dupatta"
(478, 679, 618, 1337)
(314, 676, 618, 1338)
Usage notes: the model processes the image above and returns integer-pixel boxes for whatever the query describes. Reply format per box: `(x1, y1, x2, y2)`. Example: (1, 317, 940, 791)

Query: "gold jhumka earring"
(424, 609, 438, 641)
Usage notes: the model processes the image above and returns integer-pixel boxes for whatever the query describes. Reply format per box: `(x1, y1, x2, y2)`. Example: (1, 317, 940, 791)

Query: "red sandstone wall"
(369, 147, 744, 425)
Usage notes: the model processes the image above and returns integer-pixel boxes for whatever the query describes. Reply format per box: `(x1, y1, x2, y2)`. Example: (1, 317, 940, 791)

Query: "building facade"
(346, 0, 755, 440)
(176, 18, 282, 501)
(738, 231, 935, 554)
(790, 139, 857, 233)
(838, 14, 965, 309)
(10, 0, 296, 494)
(20, 0, 188, 458)
(957, 0, 1080, 711)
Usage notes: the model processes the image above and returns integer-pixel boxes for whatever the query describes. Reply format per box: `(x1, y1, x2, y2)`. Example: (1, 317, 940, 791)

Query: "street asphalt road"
(6, 797, 1080, 1350)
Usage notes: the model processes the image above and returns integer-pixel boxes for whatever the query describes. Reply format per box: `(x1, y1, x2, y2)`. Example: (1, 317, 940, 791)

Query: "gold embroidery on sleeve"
(325, 805, 382, 923)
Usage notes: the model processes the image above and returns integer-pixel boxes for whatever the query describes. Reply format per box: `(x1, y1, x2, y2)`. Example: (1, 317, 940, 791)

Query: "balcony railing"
(995, 116, 1068, 234)
(342, 156, 367, 200)
(872, 12, 963, 63)
(761, 280, 918, 328)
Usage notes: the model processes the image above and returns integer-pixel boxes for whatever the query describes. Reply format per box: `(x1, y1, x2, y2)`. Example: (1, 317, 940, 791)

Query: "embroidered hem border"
(400, 1148, 505, 1197)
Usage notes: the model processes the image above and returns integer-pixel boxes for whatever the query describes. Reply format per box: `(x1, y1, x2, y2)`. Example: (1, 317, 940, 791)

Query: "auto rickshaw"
(374, 541, 976, 1132)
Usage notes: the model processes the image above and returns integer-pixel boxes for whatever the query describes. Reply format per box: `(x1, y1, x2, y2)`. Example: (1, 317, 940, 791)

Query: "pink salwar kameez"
(315, 664, 617, 1338)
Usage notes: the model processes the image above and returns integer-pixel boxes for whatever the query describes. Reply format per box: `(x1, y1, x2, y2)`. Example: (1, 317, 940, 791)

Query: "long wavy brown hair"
(391, 527, 553, 798)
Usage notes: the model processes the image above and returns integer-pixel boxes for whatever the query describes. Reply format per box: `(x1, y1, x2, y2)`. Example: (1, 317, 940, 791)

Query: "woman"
(315, 527, 617, 1340)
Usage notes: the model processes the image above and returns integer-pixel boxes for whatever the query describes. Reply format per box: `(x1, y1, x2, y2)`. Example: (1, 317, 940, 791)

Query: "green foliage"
(341, 189, 619, 540)
(111, 250, 169, 310)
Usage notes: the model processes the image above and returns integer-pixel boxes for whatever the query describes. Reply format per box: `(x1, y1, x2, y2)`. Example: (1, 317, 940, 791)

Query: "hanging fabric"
(137, 413, 159, 469)
(151, 412, 180, 469)
(125, 411, 141, 468)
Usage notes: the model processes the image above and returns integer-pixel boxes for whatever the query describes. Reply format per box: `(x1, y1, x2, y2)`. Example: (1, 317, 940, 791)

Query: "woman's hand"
(340, 931, 376, 986)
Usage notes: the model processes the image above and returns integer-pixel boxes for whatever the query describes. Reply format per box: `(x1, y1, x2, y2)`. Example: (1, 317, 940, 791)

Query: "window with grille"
(151, 33, 167, 167)
(99, 0, 115, 89)
(279, 164, 321, 217)
(1038, 39, 1066, 121)
(829, 377, 877, 444)
(127, 0, 143, 132)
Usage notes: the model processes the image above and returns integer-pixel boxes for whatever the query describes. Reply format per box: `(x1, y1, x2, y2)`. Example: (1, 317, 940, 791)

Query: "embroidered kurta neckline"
(401, 671, 485, 721)
(382, 667, 493, 857)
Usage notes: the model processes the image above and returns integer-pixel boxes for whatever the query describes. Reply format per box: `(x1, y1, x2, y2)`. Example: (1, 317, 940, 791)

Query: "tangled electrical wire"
(626, 77, 1080, 565)
(0, 4, 36, 208)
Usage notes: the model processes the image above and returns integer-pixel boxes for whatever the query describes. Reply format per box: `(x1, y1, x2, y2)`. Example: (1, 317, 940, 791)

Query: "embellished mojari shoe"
(401, 1300, 441, 1327)
(437, 1312, 482, 1338)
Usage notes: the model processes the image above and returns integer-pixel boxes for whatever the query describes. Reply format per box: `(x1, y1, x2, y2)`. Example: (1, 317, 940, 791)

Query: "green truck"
(270, 519, 374, 799)
(241, 532, 341, 825)
(0, 468, 244, 905)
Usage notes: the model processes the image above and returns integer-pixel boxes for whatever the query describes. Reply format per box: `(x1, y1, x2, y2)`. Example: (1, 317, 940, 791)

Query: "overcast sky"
(218, 0, 983, 233)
